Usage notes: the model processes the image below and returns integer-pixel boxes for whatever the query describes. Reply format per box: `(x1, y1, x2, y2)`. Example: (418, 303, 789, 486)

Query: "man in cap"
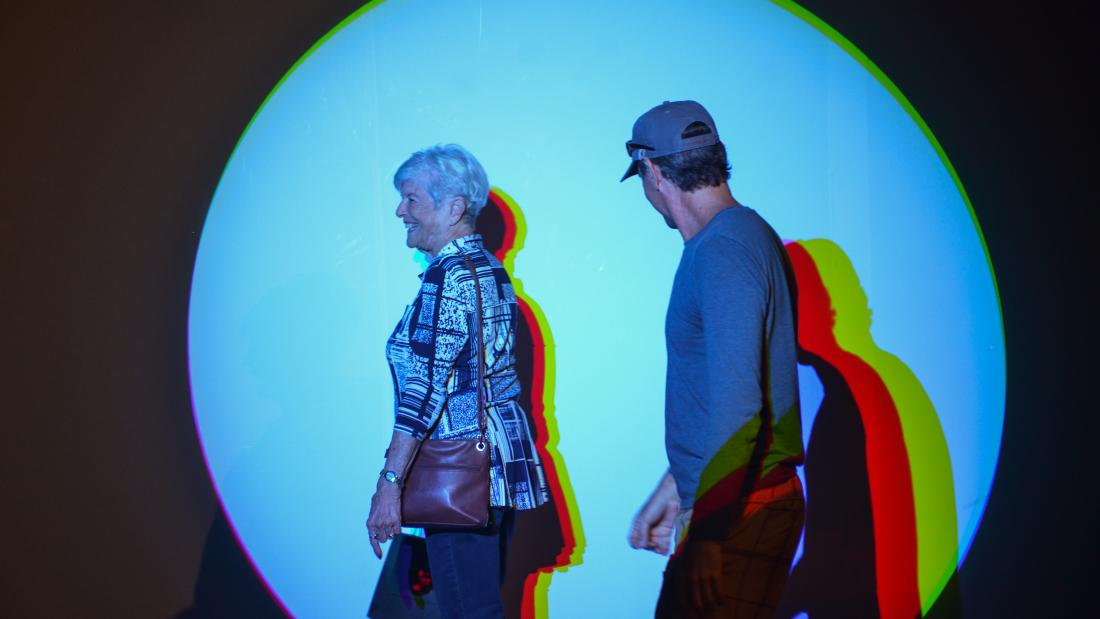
(624, 100, 805, 618)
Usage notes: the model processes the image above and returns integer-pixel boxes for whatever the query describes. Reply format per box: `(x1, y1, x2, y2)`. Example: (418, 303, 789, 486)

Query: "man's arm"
(689, 236, 768, 540)
(628, 470, 680, 555)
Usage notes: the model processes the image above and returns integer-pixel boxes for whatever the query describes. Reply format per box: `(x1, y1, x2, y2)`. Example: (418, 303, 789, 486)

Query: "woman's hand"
(366, 431, 420, 557)
(366, 481, 403, 558)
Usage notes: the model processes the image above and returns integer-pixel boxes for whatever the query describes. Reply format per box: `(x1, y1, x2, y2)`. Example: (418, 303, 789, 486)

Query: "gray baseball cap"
(621, 100, 720, 181)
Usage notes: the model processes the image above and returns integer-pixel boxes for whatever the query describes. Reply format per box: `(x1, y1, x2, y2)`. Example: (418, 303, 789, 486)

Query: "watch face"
(384, 471, 398, 483)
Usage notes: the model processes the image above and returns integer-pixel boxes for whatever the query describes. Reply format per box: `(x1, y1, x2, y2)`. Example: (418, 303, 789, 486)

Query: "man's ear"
(643, 158, 663, 188)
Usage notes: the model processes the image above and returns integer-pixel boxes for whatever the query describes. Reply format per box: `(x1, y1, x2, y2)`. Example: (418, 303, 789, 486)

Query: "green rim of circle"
(773, 0, 1003, 326)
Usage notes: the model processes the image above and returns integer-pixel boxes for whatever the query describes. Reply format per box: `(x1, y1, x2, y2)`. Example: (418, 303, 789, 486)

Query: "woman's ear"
(447, 196, 468, 226)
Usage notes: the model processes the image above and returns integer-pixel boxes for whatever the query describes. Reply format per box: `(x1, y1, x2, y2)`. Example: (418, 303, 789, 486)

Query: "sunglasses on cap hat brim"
(621, 142, 655, 181)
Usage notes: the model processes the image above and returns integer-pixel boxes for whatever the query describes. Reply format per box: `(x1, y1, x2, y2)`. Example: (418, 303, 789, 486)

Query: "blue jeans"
(424, 508, 515, 619)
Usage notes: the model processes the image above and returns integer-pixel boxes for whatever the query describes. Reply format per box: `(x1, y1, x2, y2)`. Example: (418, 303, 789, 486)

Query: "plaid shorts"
(657, 476, 805, 619)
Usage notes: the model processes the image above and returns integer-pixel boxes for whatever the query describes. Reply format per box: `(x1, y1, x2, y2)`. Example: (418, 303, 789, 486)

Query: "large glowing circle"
(188, 1, 1004, 616)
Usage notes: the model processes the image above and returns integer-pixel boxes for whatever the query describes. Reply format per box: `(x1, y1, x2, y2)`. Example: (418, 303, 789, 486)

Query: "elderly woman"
(367, 144, 548, 618)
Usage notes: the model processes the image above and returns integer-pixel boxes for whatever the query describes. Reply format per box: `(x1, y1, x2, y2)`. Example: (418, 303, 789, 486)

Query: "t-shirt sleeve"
(393, 262, 470, 440)
(696, 235, 766, 432)
(687, 235, 769, 539)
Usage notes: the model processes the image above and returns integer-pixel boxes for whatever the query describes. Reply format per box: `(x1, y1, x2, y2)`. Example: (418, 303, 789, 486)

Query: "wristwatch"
(380, 469, 403, 486)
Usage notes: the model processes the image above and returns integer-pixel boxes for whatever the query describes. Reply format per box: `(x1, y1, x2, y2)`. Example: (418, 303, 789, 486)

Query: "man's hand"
(628, 471, 680, 554)
(680, 538, 724, 612)
(366, 482, 402, 558)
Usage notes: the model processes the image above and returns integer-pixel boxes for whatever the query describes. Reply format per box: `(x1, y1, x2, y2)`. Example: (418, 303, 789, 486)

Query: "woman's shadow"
(477, 189, 585, 619)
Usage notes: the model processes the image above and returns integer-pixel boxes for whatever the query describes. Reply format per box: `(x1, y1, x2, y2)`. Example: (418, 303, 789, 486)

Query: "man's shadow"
(477, 189, 584, 619)
(776, 239, 960, 619)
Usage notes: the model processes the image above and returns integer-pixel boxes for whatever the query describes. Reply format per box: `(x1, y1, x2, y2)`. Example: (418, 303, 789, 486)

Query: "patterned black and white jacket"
(386, 234, 548, 510)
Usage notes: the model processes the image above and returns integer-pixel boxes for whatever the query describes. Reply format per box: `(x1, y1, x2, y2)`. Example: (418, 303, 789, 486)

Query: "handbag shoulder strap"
(459, 254, 488, 446)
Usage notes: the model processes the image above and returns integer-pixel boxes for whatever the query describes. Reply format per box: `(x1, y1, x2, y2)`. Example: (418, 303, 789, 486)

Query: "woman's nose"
(395, 200, 407, 217)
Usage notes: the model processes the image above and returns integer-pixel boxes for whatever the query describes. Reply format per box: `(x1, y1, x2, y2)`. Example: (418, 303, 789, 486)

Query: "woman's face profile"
(396, 177, 451, 257)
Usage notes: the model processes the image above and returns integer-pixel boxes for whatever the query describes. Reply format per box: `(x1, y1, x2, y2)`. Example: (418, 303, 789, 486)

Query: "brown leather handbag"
(401, 254, 491, 529)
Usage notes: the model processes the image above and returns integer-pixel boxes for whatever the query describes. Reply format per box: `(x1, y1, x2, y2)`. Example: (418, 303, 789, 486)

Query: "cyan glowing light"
(188, 1, 1004, 616)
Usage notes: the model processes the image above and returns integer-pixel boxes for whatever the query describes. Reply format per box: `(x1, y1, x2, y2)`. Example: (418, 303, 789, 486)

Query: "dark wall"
(1, 2, 1088, 617)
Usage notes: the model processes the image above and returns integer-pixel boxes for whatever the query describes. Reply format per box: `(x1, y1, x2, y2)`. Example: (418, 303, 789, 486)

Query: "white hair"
(393, 144, 490, 221)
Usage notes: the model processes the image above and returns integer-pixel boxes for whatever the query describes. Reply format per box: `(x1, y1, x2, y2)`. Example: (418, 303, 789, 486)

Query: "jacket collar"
(419, 234, 484, 279)
(435, 234, 484, 259)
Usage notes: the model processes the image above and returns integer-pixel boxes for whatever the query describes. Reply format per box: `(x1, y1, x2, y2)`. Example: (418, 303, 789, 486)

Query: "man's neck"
(672, 183, 740, 241)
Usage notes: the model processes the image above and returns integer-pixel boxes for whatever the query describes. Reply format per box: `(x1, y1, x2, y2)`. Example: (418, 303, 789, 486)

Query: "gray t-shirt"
(665, 206, 802, 509)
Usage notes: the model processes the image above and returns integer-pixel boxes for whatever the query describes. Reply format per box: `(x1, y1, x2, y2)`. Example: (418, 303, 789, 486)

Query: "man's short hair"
(393, 144, 489, 222)
(638, 142, 731, 192)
